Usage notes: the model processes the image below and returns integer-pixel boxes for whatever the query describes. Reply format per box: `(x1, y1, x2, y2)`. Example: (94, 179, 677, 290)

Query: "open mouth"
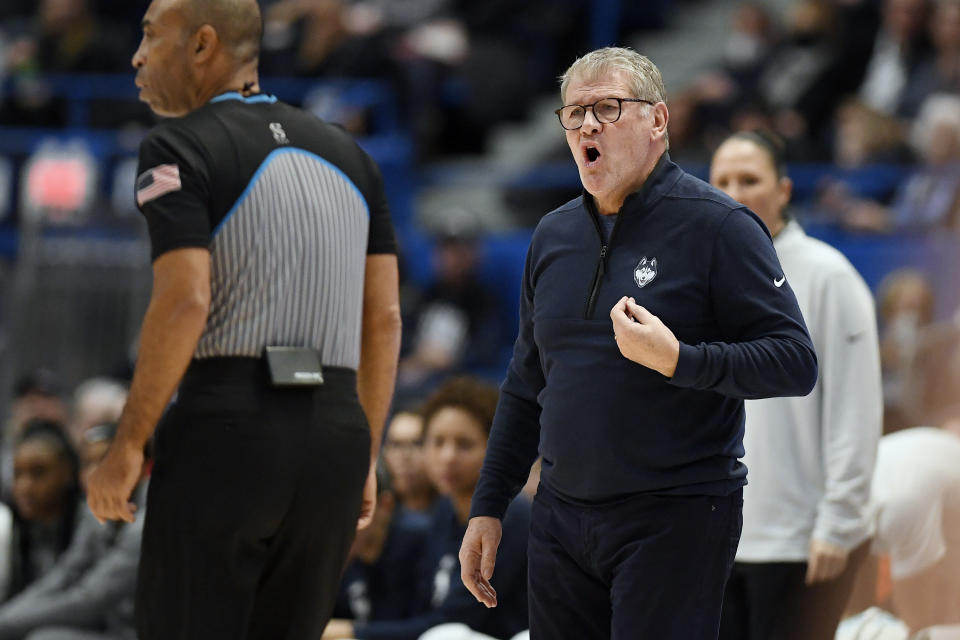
(584, 145, 601, 165)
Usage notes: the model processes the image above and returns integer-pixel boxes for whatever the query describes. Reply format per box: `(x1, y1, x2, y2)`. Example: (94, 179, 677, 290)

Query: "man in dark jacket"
(459, 46, 818, 639)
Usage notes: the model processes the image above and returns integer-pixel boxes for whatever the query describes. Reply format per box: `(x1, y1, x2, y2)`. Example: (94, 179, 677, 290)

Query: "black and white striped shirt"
(135, 92, 396, 369)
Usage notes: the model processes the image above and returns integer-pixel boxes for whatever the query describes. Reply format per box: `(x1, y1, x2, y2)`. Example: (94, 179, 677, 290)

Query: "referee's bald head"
(134, 0, 264, 116)
(181, 0, 262, 64)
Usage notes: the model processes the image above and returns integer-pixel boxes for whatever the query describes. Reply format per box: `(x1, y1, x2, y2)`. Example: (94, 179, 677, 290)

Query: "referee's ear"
(192, 24, 219, 61)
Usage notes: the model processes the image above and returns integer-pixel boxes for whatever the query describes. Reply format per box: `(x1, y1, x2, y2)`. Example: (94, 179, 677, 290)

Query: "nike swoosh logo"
(774, 276, 785, 287)
(847, 330, 866, 343)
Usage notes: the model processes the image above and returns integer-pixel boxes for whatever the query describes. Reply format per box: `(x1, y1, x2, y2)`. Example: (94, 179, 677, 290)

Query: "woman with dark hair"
(4, 419, 81, 600)
(710, 130, 882, 640)
(323, 377, 530, 640)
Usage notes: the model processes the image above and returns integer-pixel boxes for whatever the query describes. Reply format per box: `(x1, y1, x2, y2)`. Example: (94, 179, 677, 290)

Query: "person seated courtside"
(381, 409, 437, 515)
(323, 377, 530, 640)
(0, 422, 150, 640)
(331, 461, 430, 625)
(3, 421, 82, 602)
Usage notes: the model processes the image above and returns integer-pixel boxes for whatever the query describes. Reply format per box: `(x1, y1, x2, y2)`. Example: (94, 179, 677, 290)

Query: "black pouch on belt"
(263, 347, 325, 386)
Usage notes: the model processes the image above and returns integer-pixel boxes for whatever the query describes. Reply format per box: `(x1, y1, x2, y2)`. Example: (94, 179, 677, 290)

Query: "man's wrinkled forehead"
(564, 68, 631, 101)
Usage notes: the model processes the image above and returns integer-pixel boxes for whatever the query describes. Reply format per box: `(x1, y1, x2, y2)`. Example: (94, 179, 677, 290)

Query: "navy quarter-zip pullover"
(471, 154, 818, 519)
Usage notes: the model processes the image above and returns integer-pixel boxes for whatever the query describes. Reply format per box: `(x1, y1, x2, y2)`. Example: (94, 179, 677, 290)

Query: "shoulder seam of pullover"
(661, 193, 746, 213)
(544, 198, 584, 220)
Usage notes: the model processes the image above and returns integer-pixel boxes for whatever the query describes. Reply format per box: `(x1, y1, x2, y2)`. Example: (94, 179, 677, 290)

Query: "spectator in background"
(857, 0, 932, 117)
(5, 371, 67, 444)
(397, 209, 503, 398)
(323, 377, 530, 640)
(259, 0, 464, 154)
(810, 98, 910, 228)
(342, 0, 466, 116)
(875, 268, 936, 433)
(668, 3, 781, 164)
(67, 379, 126, 449)
(439, 0, 575, 156)
(832, 98, 911, 170)
(2, 371, 69, 505)
(678, 0, 859, 163)
(260, 0, 370, 77)
(260, 0, 458, 78)
(901, 0, 960, 116)
(0, 0, 132, 126)
(0, 422, 147, 640)
(844, 420, 960, 634)
(833, 93, 960, 232)
(382, 410, 437, 514)
(13, 0, 131, 72)
(711, 130, 882, 640)
(331, 462, 430, 627)
(758, 0, 846, 154)
(902, 300, 960, 432)
(886, 93, 960, 230)
(721, 3, 779, 87)
(5, 420, 81, 602)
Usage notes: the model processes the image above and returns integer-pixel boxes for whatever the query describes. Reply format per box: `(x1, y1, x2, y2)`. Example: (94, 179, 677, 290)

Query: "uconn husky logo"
(634, 257, 658, 288)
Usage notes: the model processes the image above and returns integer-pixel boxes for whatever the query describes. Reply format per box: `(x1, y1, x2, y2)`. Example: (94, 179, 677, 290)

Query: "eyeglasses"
(555, 97, 653, 130)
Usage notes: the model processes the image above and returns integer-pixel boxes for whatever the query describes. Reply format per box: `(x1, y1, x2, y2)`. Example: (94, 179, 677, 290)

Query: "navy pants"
(137, 358, 370, 640)
(528, 484, 743, 640)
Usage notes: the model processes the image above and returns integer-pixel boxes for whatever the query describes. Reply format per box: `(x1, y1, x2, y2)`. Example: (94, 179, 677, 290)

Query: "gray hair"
(73, 377, 127, 423)
(559, 47, 667, 106)
(911, 93, 960, 156)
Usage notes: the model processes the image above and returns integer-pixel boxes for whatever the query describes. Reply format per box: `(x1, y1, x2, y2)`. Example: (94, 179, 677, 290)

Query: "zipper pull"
(598, 245, 607, 276)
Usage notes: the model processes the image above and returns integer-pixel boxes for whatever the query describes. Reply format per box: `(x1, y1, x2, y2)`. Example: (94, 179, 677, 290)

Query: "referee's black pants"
(136, 358, 370, 640)
(527, 483, 743, 639)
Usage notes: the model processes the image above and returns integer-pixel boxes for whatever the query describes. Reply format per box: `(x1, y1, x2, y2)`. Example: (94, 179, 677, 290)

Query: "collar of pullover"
(582, 151, 681, 220)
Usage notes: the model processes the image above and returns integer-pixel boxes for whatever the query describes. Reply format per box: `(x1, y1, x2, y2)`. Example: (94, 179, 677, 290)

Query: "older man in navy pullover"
(459, 47, 817, 640)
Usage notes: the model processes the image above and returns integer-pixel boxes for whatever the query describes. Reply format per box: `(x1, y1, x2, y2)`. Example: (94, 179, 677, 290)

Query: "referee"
(86, 0, 401, 639)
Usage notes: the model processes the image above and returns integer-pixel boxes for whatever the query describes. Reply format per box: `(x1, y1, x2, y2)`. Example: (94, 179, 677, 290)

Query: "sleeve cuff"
(812, 516, 873, 551)
(469, 495, 509, 521)
(667, 341, 700, 388)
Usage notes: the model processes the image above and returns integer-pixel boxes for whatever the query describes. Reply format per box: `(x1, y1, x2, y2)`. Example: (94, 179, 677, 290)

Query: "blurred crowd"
(0, 0, 955, 236)
(672, 0, 960, 235)
(0, 0, 594, 156)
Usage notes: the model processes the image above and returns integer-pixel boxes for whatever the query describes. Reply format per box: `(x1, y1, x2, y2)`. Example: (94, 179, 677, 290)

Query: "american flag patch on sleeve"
(136, 164, 182, 206)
